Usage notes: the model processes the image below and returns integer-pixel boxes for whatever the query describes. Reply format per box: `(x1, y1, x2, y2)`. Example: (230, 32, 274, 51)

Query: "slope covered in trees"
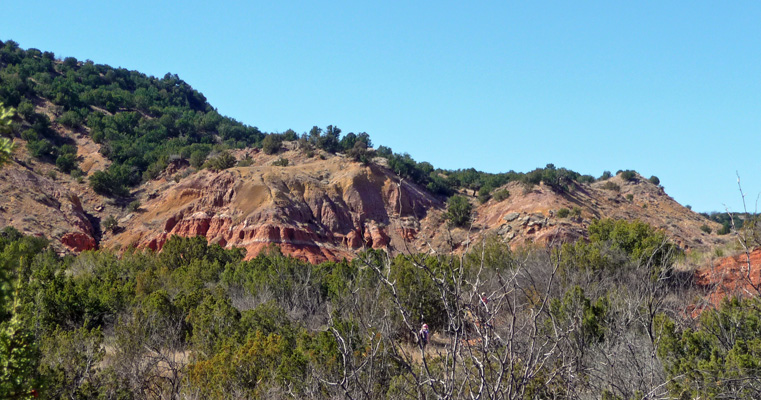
(1, 220, 760, 398)
(1, 38, 759, 399)
(0, 39, 617, 202)
(0, 39, 728, 264)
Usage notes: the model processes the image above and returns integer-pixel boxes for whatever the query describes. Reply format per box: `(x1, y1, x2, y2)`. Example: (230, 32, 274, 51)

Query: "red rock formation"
(61, 232, 97, 252)
(97, 150, 728, 264)
(106, 157, 442, 262)
(366, 225, 389, 249)
(695, 248, 761, 313)
(344, 229, 363, 249)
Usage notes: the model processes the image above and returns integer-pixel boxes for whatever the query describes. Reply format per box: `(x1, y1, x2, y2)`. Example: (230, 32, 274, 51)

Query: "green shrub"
(102, 215, 118, 232)
(89, 169, 129, 197)
(601, 181, 620, 192)
(127, 200, 141, 213)
(55, 153, 77, 173)
(204, 152, 236, 171)
(477, 186, 492, 204)
(493, 189, 510, 202)
(58, 110, 83, 128)
(649, 175, 660, 185)
(656, 297, 761, 399)
(20, 129, 37, 141)
(262, 135, 281, 155)
(446, 195, 472, 227)
(16, 100, 35, 121)
(598, 171, 612, 181)
(272, 157, 289, 167)
(388, 255, 452, 332)
(620, 170, 636, 182)
(588, 218, 677, 269)
(236, 156, 253, 167)
(27, 138, 57, 159)
(626, 194, 634, 202)
(189, 150, 208, 168)
(556, 208, 570, 218)
(700, 224, 712, 234)
(142, 160, 168, 181)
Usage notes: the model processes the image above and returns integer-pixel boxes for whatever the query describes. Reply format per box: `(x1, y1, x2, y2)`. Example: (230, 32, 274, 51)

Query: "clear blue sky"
(6, 1, 761, 212)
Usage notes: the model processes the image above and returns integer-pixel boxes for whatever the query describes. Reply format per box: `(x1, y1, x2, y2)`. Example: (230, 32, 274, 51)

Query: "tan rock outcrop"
(106, 151, 442, 262)
(0, 165, 96, 253)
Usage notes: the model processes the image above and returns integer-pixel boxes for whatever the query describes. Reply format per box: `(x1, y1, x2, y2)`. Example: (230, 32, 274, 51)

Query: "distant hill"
(0, 39, 729, 259)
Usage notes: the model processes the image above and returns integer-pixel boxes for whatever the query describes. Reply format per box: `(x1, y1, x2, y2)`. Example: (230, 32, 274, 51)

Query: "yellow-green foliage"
(657, 297, 761, 399)
(0, 103, 16, 169)
(188, 331, 305, 399)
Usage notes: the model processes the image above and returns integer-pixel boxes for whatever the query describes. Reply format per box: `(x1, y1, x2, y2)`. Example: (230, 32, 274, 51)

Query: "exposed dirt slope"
(101, 151, 727, 262)
(1, 111, 728, 262)
(104, 145, 442, 263)
(0, 99, 127, 254)
(0, 161, 96, 252)
(471, 174, 724, 252)
(695, 247, 761, 311)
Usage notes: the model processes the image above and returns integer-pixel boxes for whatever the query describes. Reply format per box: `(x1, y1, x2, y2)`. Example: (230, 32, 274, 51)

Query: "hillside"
(0, 39, 729, 260)
(104, 143, 441, 263)
(2, 134, 726, 263)
(5, 39, 761, 400)
(472, 172, 723, 251)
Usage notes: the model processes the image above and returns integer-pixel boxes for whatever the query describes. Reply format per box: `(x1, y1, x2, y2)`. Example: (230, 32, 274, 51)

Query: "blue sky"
(5, 1, 761, 212)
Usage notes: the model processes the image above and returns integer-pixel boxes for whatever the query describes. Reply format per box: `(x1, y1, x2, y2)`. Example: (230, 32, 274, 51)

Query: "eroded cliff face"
(106, 150, 442, 263)
(0, 90, 730, 263)
(0, 165, 96, 253)
(1, 135, 729, 263)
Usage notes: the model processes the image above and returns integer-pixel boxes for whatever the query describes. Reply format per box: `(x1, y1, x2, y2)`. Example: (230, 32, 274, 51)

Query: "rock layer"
(0, 165, 96, 253)
(1, 140, 729, 263)
(107, 152, 442, 263)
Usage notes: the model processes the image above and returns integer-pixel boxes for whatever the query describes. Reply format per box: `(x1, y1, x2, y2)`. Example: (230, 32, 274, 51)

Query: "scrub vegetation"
(1, 39, 755, 400)
(0, 218, 759, 399)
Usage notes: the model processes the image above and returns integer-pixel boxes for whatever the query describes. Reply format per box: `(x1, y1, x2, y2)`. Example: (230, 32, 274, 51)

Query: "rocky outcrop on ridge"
(0, 135, 729, 262)
(472, 174, 724, 252)
(106, 148, 442, 263)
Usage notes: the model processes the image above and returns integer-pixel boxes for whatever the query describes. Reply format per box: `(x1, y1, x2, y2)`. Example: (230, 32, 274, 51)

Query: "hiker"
(419, 323, 430, 348)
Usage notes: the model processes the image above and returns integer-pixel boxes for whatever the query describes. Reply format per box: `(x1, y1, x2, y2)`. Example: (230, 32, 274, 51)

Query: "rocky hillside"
(471, 173, 724, 252)
(0, 40, 729, 261)
(104, 143, 441, 263)
(0, 130, 728, 262)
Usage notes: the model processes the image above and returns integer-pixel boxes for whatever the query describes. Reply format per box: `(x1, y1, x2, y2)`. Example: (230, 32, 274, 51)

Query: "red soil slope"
(695, 247, 761, 310)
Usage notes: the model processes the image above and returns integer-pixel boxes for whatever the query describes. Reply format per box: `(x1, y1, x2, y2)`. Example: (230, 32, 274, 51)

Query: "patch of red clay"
(694, 247, 761, 314)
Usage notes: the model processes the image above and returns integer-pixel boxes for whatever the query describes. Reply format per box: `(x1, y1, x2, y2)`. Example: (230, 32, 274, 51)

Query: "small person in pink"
(419, 323, 430, 348)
